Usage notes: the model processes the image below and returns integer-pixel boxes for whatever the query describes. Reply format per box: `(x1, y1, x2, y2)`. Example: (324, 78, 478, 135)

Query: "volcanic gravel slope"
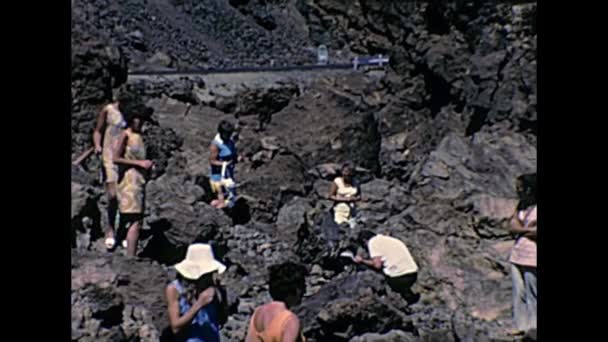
(72, 1, 537, 341)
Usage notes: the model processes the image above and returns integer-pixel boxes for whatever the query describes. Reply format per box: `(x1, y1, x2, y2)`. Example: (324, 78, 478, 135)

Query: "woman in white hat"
(165, 244, 228, 342)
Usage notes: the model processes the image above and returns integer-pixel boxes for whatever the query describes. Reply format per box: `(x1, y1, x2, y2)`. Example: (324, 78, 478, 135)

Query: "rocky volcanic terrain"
(72, 0, 537, 341)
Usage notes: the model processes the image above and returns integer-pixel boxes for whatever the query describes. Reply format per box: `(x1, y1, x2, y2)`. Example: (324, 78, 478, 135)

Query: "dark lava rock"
(72, 250, 170, 341)
(72, 0, 537, 339)
(295, 270, 414, 341)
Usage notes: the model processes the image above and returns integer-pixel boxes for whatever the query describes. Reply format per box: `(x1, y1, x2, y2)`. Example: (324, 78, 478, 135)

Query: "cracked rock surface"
(72, 1, 536, 340)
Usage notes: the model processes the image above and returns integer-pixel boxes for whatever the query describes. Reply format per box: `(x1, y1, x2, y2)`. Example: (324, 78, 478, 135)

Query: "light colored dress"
(333, 177, 359, 224)
(102, 104, 126, 183)
(117, 129, 146, 214)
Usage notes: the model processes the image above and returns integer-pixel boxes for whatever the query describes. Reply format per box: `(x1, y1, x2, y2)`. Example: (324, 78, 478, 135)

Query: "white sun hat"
(174, 243, 227, 280)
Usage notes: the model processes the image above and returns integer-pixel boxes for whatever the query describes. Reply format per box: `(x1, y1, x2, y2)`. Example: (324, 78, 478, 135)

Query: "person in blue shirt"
(208, 120, 238, 209)
(165, 244, 228, 342)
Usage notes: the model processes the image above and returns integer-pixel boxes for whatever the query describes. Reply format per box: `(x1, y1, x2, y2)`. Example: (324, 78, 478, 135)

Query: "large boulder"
(295, 270, 414, 341)
(239, 151, 313, 223)
(350, 330, 417, 342)
(71, 19, 128, 153)
(265, 76, 382, 174)
(72, 182, 103, 250)
(71, 251, 170, 341)
(142, 173, 232, 264)
(276, 196, 314, 247)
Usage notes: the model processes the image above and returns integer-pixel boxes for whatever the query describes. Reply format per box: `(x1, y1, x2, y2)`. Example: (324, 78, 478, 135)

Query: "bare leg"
(212, 199, 228, 209)
(212, 187, 227, 208)
(126, 220, 141, 257)
(105, 182, 118, 240)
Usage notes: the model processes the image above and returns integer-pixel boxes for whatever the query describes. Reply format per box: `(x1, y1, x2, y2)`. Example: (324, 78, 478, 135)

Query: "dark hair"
(218, 120, 235, 136)
(110, 86, 131, 104)
(116, 92, 131, 104)
(357, 230, 376, 245)
(516, 173, 537, 210)
(124, 107, 153, 127)
(125, 113, 143, 126)
(175, 272, 217, 303)
(341, 162, 354, 173)
(176, 273, 198, 302)
(268, 262, 307, 302)
(196, 272, 216, 293)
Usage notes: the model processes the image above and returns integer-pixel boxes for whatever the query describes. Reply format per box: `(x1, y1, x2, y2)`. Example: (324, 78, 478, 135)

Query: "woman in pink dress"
(508, 173, 537, 337)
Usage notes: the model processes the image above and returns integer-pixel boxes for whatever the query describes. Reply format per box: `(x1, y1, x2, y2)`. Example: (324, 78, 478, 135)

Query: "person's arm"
(245, 318, 258, 342)
(209, 143, 229, 167)
(113, 132, 153, 169)
(354, 255, 383, 270)
(93, 106, 107, 153)
(165, 286, 215, 334)
(523, 220, 537, 240)
(328, 181, 339, 200)
(523, 229, 537, 240)
(281, 315, 304, 342)
(509, 210, 534, 235)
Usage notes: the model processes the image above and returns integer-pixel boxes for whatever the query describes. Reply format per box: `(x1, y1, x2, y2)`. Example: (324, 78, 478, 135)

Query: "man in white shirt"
(354, 230, 419, 304)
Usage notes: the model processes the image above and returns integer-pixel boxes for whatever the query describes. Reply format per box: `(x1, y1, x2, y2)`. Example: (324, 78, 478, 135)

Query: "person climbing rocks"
(354, 230, 420, 304)
(113, 112, 153, 257)
(507, 173, 537, 338)
(209, 120, 238, 209)
(245, 262, 307, 342)
(328, 163, 361, 228)
(320, 163, 362, 257)
(165, 243, 228, 342)
(93, 92, 128, 250)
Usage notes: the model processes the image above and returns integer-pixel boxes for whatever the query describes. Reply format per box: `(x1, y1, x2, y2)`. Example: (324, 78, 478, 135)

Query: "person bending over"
(354, 230, 419, 304)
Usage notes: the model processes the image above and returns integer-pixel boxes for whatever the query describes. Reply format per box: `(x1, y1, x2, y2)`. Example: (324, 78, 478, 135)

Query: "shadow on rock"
(226, 197, 252, 226)
(139, 218, 186, 266)
(295, 271, 413, 341)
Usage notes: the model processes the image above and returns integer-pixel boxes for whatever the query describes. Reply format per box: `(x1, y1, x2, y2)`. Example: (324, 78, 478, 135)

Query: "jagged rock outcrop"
(72, 0, 536, 340)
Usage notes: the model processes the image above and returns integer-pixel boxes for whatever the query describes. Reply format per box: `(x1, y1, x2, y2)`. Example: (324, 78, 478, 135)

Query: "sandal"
(507, 329, 525, 336)
(105, 237, 116, 250)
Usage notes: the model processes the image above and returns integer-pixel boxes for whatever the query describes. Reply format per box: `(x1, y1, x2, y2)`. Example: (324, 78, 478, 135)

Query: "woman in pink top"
(508, 174, 537, 337)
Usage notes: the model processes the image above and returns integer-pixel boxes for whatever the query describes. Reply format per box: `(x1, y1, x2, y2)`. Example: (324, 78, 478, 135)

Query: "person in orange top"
(508, 173, 537, 337)
(245, 262, 307, 342)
